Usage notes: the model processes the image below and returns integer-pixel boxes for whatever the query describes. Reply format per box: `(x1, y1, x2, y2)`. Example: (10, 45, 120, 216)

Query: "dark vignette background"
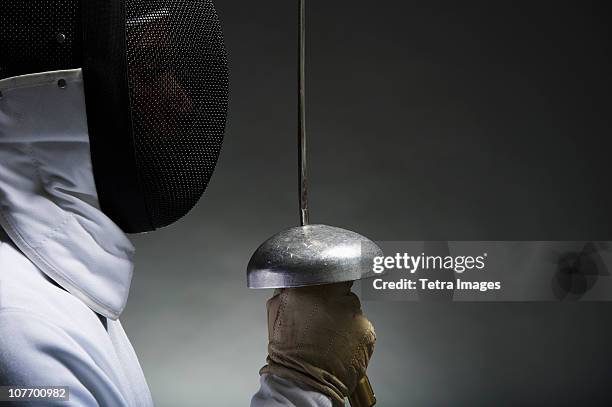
(123, 1, 612, 406)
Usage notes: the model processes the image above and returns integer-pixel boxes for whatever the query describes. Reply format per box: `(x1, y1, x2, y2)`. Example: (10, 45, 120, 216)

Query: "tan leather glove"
(260, 282, 376, 406)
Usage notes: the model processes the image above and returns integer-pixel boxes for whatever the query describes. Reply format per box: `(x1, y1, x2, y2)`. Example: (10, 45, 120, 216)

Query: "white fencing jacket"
(0, 70, 332, 407)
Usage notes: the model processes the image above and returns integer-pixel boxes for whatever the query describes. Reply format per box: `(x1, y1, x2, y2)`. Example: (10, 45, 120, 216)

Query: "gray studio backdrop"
(122, 1, 612, 406)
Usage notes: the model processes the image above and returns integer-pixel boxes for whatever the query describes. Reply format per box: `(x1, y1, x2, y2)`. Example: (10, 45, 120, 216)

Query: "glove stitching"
(322, 330, 337, 360)
(296, 302, 318, 352)
(273, 290, 288, 342)
(350, 329, 375, 375)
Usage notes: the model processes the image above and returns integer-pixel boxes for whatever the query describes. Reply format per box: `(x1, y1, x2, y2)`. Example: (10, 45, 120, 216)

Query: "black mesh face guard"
(0, 0, 227, 232)
(82, 0, 228, 232)
(0, 1, 83, 79)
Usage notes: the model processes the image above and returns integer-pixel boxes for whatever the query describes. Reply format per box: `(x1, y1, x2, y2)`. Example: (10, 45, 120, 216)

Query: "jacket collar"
(0, 69, 134, 320)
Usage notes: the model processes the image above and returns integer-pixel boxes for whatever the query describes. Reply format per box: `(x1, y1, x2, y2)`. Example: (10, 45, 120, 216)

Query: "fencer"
(0, 1, 375, 406)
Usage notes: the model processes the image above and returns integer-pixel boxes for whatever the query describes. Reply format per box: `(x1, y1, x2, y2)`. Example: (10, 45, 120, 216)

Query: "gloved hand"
(260, 282, 376, 406)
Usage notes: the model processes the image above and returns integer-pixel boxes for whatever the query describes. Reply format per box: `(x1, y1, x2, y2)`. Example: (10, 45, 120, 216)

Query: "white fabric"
(0, 70, 331, 407)
(0, 231, 154, 406)
(253, 374, 334, 407)
(0, 69, 133, 320)
(0, 70, 152, 406)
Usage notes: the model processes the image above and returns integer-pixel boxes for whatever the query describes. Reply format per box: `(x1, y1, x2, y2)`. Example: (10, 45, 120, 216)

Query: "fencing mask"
(0, 0, 228, 233)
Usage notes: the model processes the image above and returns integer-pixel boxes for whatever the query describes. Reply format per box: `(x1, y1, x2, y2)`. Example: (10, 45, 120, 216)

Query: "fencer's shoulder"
(0, 240, 100, 327)
(0, 276, 108, 347)
(0, 242, 87, 359)
(0, 295, 92, 358)
(0, 240, 112, 356)
(0, 297, 107, 394)
(0, 306, 70, 348)
(0, 307, 81, 385)
(0, 309, 105, 406)
(0, 275, 92, 327)
(0, 281, 127, 405)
